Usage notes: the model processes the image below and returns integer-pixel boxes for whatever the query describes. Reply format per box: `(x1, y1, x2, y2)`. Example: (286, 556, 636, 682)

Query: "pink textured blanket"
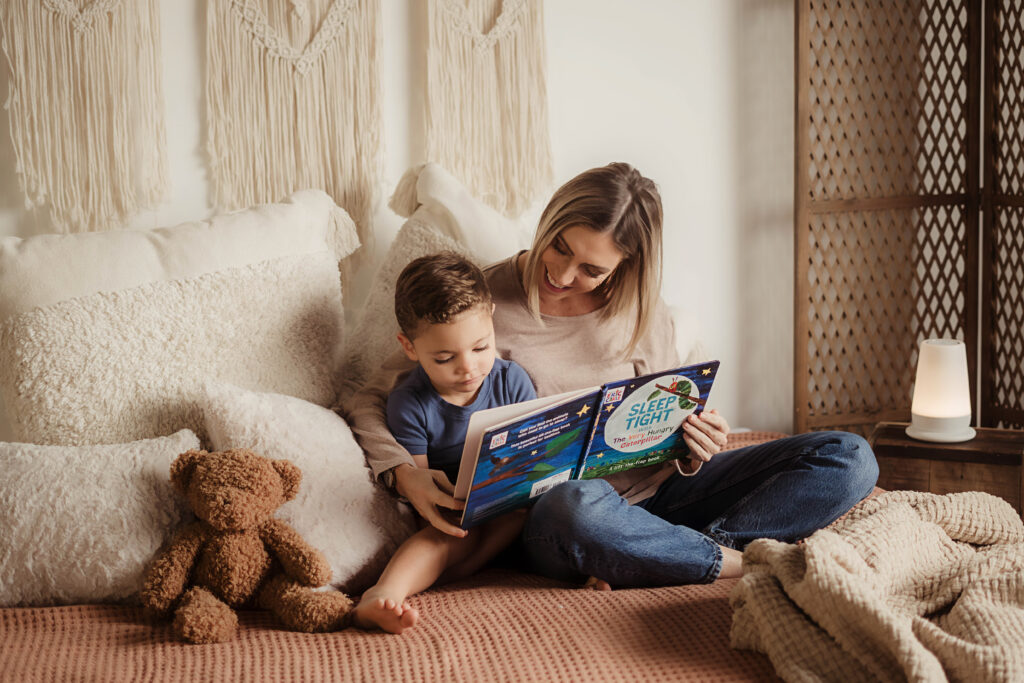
(1, 571, 775, 682)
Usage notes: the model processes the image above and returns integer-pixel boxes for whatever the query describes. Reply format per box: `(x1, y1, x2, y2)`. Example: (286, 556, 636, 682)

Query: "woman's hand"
(682, 409, 730, 463)
(393, 463, 468, 537)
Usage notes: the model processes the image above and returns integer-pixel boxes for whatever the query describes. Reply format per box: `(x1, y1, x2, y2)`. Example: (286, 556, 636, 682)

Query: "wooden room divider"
(793, 0, 1024, 435)
(983, 0, 1024, 429)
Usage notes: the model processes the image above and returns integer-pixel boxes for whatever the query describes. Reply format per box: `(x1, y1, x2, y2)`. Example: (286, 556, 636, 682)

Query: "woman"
(346, 162, 878, 587)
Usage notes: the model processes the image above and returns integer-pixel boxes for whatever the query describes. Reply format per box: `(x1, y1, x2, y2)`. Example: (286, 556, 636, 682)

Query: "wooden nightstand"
(868, 421, 1024, 514)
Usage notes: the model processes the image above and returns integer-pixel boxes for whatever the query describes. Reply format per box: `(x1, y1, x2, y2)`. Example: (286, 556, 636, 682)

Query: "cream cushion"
(339, 164, 534, 397)
(338, 221, 472, 398)
(199, 382, 415, 593)
(0, 189, 358, 321)
(0, 429, 199, 606)
(387, 163, 534, 266)
(0, 191, 358, 445)
(0, 253, 345, 446)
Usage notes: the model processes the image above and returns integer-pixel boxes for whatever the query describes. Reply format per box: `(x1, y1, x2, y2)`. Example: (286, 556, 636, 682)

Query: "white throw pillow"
(0, 429, 199, 606)
(0, 189, 358, 321)
(0, 190, 359, 445)
(198, 382, 416, 593)
(0, 253, 344, 446)
(388, 163, 534, 266)
(337, 220, 472, 398)
(339, 164, 535, 398)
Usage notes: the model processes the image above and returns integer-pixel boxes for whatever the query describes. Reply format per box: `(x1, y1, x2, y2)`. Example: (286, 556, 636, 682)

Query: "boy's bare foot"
(351, 591, 420, 634)
(583, 576, 612, 591)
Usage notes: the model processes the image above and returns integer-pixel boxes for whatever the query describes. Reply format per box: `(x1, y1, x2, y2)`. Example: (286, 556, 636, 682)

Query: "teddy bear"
(141, 448, 352, 643)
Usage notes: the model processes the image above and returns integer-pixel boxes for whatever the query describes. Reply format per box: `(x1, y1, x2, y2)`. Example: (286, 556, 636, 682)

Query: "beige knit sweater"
(730, 490, 1024, 682)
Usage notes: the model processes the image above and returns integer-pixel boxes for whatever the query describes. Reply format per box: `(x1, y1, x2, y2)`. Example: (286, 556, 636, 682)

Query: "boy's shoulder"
(490, 358, 535, 398)
(389, 365, 432, 401)
(490, 356, 522, 377)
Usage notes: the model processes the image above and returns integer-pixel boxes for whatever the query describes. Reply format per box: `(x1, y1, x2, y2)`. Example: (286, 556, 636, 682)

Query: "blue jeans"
(521, 431, 878, 587)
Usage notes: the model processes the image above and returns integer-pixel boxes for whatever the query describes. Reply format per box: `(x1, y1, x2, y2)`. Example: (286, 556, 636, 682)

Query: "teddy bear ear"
(170, 450, 206, 495)
(271, 459, 302, 502)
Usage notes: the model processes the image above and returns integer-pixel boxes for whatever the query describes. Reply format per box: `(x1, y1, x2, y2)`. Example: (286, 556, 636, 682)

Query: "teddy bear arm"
(259, 519, 332, 587)
(140, 522, 206, 614)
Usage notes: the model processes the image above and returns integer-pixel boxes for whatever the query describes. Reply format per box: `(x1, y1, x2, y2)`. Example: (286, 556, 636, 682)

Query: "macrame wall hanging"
(207, 0, 382, 248)
(0, 0, 168, 233)
(426, 0, 553, 217)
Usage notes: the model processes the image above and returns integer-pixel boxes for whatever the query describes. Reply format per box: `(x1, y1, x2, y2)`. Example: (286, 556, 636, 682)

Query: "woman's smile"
(543, 268, 571, 292)
(534, 225, 625, 314)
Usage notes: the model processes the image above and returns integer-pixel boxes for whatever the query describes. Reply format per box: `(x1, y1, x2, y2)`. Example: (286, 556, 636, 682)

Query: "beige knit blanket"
(730, 491, 1024, 682)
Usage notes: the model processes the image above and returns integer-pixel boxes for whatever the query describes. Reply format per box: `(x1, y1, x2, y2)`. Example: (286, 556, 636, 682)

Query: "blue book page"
(460, 390, 600, 528)
(579, 361, 720, 479)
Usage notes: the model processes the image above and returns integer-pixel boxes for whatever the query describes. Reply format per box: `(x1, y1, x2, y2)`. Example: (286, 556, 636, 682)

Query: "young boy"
(352, 252, 537, 634)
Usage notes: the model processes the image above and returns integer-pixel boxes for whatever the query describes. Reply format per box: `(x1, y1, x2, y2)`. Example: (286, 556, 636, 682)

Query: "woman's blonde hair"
(522, 162, 663, 358)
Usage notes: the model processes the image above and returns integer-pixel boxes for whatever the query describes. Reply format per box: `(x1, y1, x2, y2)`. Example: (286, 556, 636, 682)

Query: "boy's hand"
(394, 463, 468, 537)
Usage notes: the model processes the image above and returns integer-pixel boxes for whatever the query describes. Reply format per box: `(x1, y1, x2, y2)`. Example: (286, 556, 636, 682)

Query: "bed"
(0, 167, 796, 681)
(1, 542, 778, 682)
(8, 165, 1018, 682)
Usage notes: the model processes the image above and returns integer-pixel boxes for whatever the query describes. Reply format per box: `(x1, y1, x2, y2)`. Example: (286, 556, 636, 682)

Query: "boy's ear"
(397, 332, 418, 362)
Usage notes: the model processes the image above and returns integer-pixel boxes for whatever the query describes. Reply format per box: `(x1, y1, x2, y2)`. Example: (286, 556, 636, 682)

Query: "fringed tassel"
(0, 0, 168, 233)
(387, 163, 425, 217)
(206, 0, 382, 260)
(426, 0, 552, 217)
(329, 205, 362, 262)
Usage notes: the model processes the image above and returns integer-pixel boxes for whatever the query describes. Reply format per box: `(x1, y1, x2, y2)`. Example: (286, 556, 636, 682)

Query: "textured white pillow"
(0, 189, 359, 321)
(388, 163, 534, 265)
(0, 429, 199, 606)
(338, 164, 535, 398)
(0, 190, 359, 444)
(338, 220, 472, 398)
(0, 253, 344, 446)
(199, 382, 415, 593)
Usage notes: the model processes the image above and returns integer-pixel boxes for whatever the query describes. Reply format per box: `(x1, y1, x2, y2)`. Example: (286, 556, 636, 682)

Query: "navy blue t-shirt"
(386, 358, 537, 483)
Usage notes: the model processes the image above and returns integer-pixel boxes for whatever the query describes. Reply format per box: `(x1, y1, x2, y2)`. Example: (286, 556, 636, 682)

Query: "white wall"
(0, 0, 795, 440)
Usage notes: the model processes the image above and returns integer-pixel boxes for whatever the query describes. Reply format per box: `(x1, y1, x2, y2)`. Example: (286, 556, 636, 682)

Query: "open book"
(452, 360, 720, 529)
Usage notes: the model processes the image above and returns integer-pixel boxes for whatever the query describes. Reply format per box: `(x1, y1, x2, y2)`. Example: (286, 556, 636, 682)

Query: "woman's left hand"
(682, 409, 730, 463)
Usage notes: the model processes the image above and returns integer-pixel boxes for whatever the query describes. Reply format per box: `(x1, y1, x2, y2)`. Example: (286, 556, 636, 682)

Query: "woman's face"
(537, 225, 625, 306)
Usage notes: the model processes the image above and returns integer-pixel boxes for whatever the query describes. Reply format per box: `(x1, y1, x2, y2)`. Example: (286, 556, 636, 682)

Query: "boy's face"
(397, 304, 497, 406)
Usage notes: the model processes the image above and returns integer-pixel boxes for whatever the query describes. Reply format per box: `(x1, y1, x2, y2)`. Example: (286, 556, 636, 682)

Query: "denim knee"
(526, 479, 614, 543)
(522, 480, 617, 581)
(817, 431, 879, 501)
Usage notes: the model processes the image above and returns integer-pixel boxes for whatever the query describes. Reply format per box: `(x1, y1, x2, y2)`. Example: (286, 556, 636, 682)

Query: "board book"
(452, 360, 720, 529)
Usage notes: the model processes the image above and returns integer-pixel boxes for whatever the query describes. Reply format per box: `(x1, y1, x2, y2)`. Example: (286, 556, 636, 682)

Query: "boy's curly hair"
(395, 252, 492, 339)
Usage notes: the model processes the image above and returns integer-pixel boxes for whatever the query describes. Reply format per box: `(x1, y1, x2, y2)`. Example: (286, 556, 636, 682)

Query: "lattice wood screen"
(795, 0, 981, 435)
(982, 0, 1024, 429)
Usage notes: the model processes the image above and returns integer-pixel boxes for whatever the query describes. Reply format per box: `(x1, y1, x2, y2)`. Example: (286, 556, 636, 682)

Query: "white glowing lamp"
(905, 339, 976, 443)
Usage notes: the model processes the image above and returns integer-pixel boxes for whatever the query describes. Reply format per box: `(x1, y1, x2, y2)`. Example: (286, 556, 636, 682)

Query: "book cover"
(579, 360, 720, 479)
(455, 360, 720, 529)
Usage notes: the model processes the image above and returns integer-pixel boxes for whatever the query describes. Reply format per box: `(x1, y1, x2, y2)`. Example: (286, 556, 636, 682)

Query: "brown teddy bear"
(141, 448, 352, 643)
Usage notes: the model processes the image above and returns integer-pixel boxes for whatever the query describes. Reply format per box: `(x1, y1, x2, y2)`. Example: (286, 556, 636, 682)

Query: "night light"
(905, 339, 976, 443)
